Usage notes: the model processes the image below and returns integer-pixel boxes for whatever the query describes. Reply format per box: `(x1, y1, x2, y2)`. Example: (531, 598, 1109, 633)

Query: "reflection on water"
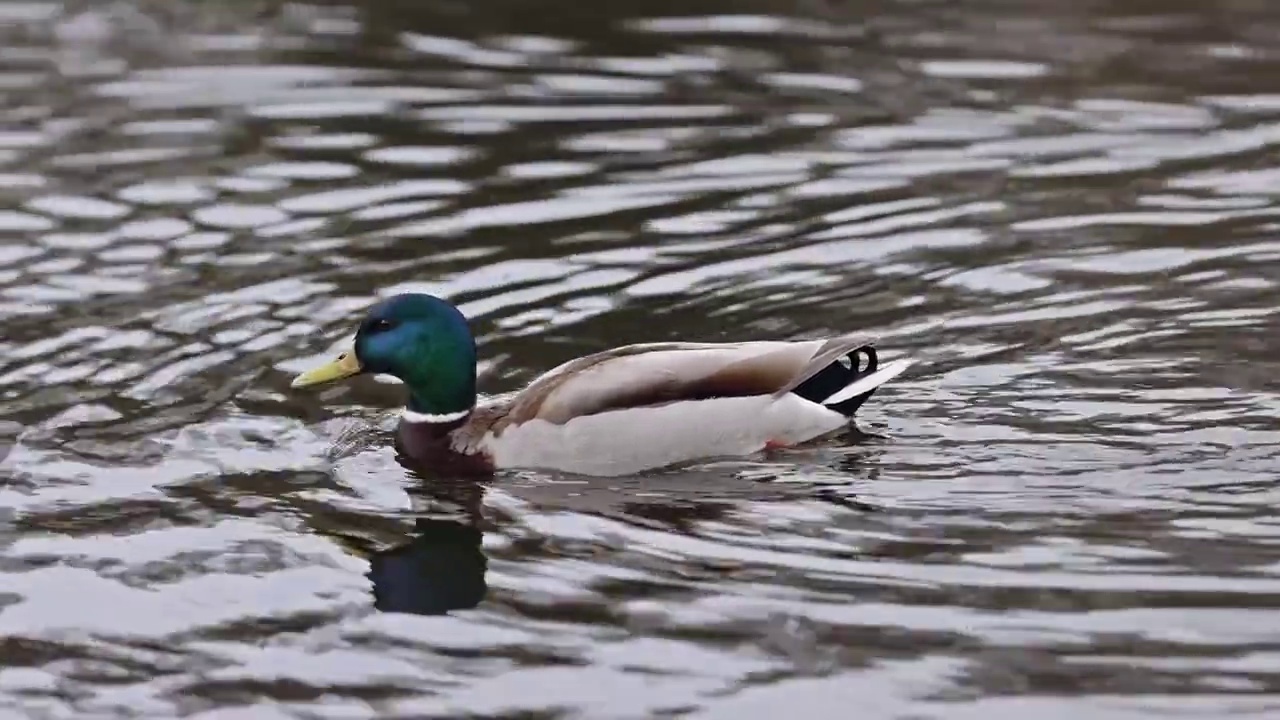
(364, 479, 488, 616)
(3, 0, 1280, 716)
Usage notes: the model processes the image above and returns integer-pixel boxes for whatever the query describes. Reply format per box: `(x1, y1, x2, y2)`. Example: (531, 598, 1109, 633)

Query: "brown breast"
(396, 416, 496, 476)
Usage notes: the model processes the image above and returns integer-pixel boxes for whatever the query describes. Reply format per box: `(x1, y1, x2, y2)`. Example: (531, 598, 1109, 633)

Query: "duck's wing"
(499, 334, 907, 427)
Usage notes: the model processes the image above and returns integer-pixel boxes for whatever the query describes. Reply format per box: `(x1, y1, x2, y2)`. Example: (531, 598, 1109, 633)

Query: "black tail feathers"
(790, 345, 880, 416)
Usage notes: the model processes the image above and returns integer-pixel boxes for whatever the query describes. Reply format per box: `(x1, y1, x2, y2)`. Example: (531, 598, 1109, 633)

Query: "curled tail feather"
(787, 343, 913, 417)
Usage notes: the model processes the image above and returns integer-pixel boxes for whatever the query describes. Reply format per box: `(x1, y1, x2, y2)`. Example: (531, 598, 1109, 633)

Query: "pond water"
(2, 0, 1280, 717)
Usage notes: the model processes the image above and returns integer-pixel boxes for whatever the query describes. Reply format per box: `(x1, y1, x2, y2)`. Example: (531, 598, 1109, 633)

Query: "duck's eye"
(370, 319, 395, 332)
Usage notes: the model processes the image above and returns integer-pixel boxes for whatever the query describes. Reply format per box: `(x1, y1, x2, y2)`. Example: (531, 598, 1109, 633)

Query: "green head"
(291, 293, 477, 417)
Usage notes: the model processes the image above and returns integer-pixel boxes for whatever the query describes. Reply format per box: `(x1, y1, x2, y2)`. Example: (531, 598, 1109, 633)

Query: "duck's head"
(291, 293, 477, 418)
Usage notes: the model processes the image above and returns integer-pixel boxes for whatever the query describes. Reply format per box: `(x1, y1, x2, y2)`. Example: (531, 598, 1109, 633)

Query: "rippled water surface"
(3, 0, 1280, 717)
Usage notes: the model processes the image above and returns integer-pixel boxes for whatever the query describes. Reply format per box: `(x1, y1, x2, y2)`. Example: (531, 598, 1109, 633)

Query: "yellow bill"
(291, 349, 362, 388)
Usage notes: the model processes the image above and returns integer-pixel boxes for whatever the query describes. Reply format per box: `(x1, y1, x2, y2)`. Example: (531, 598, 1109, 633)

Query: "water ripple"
(3, 0, 1280, 717)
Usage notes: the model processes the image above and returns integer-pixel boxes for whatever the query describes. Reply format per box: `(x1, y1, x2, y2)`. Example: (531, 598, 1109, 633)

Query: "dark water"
(2, 0, 1280, 717)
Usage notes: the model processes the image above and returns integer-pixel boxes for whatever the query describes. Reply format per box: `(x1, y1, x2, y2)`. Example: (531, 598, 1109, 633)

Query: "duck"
(290, 293, 913, 477)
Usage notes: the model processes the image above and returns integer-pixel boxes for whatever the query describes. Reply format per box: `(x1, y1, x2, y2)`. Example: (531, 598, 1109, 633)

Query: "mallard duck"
(291, 293, 912, 476)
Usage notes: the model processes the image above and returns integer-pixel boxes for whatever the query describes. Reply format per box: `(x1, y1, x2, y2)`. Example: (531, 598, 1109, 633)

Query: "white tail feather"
(819, 358, 914, 407)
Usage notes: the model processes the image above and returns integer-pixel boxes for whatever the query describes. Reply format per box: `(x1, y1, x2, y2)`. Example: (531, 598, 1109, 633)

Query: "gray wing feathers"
(503, 337, 877, 426)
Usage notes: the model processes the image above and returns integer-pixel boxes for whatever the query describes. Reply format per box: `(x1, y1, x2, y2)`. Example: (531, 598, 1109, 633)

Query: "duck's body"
(292, 294, 912, 477)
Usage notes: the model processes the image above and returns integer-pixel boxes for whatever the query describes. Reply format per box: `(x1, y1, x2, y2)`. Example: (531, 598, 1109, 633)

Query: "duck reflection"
(367, 475, 488, 616)
(334, 426, 887, 616)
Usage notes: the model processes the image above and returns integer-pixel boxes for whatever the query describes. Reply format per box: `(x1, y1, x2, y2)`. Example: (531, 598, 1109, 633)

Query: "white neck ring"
(400, 408, 470, 424)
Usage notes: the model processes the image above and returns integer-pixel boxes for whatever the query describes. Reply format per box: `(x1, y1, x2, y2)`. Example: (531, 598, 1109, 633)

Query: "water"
(2, 0, 1280, 716)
